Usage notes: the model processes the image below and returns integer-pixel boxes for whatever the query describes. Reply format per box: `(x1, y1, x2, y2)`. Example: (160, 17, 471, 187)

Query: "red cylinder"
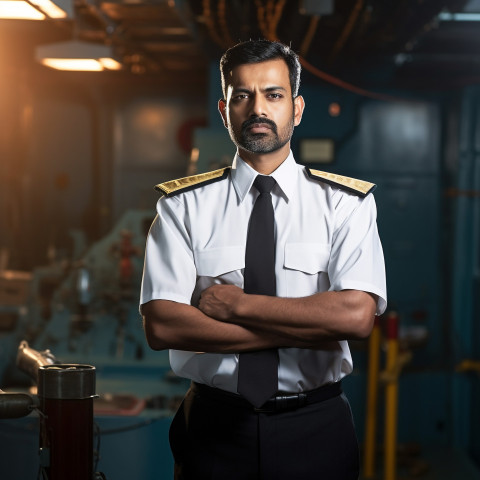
(38, 365, 96, 480)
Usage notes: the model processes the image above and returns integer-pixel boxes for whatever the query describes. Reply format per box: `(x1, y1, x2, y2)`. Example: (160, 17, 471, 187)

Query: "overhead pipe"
(328, 0, 364, 63)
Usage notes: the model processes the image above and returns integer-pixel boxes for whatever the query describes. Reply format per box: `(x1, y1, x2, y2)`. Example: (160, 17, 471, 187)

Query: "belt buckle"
(254, 393, 307, 413)
(276, 393, 307, 411)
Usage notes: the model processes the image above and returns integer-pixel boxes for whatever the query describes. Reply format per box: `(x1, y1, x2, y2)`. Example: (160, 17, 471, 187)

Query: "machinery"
(0, 210, 189, 479)
(1, 342, 104, 479)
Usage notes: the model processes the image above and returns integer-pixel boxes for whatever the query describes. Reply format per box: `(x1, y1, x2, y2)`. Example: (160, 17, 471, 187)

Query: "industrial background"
(0, 0, 480, 478)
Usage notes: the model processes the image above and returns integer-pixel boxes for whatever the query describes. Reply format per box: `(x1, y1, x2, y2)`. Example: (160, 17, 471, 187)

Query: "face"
(219, 59, 304, 157)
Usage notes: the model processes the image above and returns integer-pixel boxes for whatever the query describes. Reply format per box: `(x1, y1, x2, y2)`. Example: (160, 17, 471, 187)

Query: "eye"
(232, 93, 249, 102)
(268, 92, 283, 100)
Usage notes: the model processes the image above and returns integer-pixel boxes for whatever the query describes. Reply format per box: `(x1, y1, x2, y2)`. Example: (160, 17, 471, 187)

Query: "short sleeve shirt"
(140, 152, 387, 394)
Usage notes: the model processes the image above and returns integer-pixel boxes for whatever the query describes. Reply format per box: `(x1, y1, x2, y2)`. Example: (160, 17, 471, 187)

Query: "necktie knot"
(254, 175, 276, 194)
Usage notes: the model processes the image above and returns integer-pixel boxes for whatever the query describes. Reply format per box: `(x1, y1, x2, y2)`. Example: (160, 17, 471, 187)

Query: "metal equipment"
(38, 364, 97, 480)
(0, 340, 54, 419)
(1, 343, 105, 479)
(0, 210, 189, 479)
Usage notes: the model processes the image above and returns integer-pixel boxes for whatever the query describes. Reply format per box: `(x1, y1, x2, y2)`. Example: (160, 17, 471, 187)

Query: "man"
(141, 39, 387, 480)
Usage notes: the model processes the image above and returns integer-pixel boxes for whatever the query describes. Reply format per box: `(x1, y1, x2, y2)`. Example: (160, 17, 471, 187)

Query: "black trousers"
(169, 383, 359, 480)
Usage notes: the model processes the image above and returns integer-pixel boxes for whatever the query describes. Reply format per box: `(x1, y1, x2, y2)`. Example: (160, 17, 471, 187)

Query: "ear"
(218, 98, 228, 128)
(293, 95, 305, 127)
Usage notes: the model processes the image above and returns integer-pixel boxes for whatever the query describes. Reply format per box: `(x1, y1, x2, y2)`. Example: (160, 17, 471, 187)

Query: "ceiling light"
(35, 41, 123, 72)
(438, 12, 480, 22)
(0, 1, 45, 19)
(30, 0, 72, 18)
(0, 0, 71, 19)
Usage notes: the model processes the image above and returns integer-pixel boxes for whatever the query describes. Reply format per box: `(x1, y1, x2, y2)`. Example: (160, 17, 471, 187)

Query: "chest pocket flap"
(284, 243, 330, 274)
(195, 246, 245, 277)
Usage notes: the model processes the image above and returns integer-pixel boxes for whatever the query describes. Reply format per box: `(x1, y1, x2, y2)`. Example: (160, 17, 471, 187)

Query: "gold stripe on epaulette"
(155, 167, 230, 196)
(306, 168, 376, 197)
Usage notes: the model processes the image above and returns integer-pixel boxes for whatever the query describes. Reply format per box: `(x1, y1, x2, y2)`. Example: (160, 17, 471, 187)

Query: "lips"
(248, 123, 272, 133)
(243, 117, 277, 135)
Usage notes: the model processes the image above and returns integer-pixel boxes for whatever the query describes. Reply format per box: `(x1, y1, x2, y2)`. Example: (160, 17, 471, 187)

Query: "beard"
(228, 112, 295, 154)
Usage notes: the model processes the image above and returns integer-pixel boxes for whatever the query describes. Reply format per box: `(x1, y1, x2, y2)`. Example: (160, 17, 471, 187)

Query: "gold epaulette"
(155, 167, 231, 197)
(306, 168, 376, 197)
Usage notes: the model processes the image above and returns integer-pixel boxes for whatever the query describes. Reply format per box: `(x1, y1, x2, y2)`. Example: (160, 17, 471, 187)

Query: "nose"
(249, 94, 268, 118)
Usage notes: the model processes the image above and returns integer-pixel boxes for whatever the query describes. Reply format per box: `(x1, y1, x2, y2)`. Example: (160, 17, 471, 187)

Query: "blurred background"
(0, 0, 480, 478)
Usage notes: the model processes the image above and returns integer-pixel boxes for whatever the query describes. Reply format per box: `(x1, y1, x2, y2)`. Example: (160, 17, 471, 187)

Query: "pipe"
(0, 392, 38, 418)
(363, 316, 381, 478)
(16, 340, 56, 383)
(384, 311, 400, 480)
(0, 341, 53, 419)
(299, 15, 319, 58)
(328, 0, 364, 63)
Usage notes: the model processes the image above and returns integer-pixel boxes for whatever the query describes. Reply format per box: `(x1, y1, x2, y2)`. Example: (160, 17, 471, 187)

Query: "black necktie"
(237, 175, 279, 408)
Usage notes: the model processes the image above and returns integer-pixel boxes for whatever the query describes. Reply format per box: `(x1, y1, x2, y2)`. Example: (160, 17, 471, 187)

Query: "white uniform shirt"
(140, 152, 387, 394)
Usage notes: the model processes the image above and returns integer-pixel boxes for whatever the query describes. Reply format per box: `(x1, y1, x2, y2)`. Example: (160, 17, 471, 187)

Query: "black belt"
(191, 381, 342, 413)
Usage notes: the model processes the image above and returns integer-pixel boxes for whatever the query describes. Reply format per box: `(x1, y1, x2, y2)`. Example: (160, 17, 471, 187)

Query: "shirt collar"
(231, 151, 298, 203)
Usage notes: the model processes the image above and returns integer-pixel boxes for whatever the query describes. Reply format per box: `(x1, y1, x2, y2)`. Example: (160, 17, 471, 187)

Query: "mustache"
(242, 117, 277, 133)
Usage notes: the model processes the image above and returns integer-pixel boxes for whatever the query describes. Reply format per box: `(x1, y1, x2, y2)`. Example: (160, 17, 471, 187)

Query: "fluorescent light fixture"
(41, 58, 104, 71)
(36, 41, 123, 72)
(30, 0, 71, 18)
(0, 0, 45, 19)
(98, 57, 122, 70)
(438, 12, 480, 22)
(0, 0, 71, 19)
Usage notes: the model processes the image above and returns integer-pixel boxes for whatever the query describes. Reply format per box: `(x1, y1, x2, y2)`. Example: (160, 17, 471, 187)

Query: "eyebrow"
(231, 85, 287, 95)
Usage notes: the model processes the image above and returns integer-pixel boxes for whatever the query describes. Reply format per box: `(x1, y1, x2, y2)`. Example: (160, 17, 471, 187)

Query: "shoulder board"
(305, 168, 376, 197)
(155, 167, 231, 197)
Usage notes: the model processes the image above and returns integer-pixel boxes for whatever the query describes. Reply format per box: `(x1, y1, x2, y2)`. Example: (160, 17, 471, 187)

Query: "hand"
(198, 284, 245, 321)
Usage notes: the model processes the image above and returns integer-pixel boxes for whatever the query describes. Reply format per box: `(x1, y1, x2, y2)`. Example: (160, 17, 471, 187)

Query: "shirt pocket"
(194, 245, 245, 278)
(283, 243, 331, 296)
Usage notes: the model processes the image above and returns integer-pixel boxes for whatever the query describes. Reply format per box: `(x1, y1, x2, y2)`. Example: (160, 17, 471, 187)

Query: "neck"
(238, 144, 290, 175)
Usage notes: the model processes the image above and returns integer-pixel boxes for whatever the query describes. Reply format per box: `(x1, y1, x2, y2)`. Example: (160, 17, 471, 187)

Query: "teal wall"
(193, 61, 480, 456)
(451, 86, 480, 464)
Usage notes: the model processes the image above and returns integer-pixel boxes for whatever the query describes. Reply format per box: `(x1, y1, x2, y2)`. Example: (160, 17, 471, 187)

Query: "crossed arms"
(141, 285, 378, 353)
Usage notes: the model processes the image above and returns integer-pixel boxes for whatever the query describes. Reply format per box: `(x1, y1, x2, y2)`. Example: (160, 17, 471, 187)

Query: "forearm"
(234, 290, 377, 341)
(141, 299, 299, 353)
(199, 286, 377, 343)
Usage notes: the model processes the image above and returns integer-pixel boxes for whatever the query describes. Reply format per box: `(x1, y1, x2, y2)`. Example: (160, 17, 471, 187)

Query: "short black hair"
(220, 39, 301, 99)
